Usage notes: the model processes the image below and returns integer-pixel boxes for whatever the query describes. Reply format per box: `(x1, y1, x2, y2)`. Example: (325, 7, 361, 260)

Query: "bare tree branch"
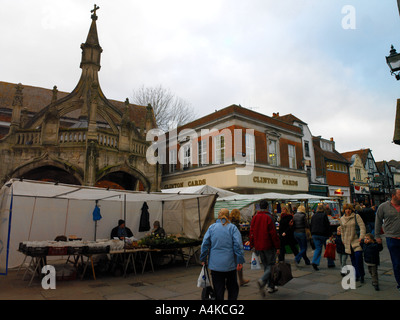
(131, 85, 197, 131)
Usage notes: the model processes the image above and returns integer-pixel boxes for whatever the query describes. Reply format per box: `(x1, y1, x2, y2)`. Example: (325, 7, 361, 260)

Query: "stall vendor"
(111, 219, 134, 240)
(152, 220, 166, 238)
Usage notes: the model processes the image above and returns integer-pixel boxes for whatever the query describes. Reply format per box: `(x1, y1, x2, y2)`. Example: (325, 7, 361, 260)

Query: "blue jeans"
(294, 232, 310, 264)
(350, 250, 365, 280)
(256, 249, 277, 288)
(386, 237, 400, 288)
(312, 235, 326, 266)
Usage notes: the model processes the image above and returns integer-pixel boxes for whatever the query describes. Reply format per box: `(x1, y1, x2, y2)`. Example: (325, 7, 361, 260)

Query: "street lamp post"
(386, 45, 400, 145)
(386, 45, 400, 80)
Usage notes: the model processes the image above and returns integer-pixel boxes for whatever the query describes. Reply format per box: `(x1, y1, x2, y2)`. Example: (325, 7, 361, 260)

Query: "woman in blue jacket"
(200, 208, 245, 300)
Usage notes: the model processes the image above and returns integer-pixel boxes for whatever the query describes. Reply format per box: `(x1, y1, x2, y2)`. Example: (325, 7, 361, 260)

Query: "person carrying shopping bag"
(249, 200, 280, 296)
(200, 208, 245, 300)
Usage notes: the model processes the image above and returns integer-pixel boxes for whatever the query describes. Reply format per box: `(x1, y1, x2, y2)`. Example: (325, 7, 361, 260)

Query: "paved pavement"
(0, 242, 399, 301)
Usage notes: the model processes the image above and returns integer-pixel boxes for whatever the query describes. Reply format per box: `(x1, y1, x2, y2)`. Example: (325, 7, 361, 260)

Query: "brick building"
(313, 136, 351, 203)
(160, 104, 308, 194)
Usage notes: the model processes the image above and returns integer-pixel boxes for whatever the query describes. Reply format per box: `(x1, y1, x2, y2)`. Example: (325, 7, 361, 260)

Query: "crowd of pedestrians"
(200, 188, 400, 300)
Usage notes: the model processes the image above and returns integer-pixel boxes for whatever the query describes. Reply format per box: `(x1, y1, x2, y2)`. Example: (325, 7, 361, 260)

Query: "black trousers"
(210, 269, 239, 300)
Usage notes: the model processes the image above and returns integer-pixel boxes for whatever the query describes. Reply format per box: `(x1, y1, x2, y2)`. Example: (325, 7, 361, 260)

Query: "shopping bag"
(323, 242, 336, 260)
(197, 265, 210, 288)
(305, 228, 312, 240)
(199, 265, 216, 300)
(271, 261, 293, 286)
(251, 252, 261, 270)
(201, 285, 216, 300)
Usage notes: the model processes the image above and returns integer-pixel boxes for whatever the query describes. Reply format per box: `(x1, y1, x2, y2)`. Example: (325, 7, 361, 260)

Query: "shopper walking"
(340, 203, 366, 283)
(292, 205, 311, 266)
(200, 208, 245, 300)
(310, 204, 333, 270)
(229, 209, 250, 286)
(249, 199, 280, 296)
(278, 205, 299, 262)
(375, 188, 400, 291)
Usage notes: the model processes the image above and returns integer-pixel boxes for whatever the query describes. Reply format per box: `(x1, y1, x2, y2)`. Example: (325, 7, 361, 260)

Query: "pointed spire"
(80, 4, 103, 70)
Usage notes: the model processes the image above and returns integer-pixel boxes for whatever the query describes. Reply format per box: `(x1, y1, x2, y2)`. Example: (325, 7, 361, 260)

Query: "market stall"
(215, 192, 333, 221)
(161, 185, 238, 198)
(0, 179, 217, 275)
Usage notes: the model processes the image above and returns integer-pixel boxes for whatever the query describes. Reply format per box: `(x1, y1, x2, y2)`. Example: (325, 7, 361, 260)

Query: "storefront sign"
(163, 179, 206, 189)
(253, 176, 278, 184)
(253, 176, 299, 187)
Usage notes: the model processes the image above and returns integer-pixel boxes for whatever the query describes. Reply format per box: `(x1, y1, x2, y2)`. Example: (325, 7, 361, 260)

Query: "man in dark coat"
(110, 219, 134, 240)
(310, 204, 332, 270)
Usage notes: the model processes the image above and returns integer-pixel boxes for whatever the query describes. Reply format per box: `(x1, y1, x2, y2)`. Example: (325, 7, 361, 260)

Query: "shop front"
(328, 186, 351, 204)
(161, 163, 309, 195)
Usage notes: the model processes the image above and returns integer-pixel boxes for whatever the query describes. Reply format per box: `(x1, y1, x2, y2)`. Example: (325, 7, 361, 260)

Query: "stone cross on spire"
(91, 4, 100, 20)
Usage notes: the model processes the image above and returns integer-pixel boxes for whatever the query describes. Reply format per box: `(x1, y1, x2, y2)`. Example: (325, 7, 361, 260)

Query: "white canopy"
(0, 179, 216, 273)
(214, 192, 333, 221)
(161, 185, 238, 198)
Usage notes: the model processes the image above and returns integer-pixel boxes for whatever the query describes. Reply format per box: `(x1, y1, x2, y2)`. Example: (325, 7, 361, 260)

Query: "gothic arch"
(96, 163, 151, 192)
(10, 158, 84, 185)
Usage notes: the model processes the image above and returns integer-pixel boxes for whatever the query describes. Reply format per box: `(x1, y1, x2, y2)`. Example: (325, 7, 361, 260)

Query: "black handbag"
(271, 261, 293, 286)
(201, 265, 216, 300)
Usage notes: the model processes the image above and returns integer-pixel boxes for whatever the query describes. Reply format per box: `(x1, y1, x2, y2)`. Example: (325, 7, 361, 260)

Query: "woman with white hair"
(292, 205, 311, 266)
(200, 208, 245, 300)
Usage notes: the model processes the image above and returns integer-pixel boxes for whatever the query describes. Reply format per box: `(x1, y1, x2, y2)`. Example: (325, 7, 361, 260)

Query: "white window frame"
(182, 144, 191, 169)
(245, 133, 255, 163)
(214, 134, 225, 164)
(169, 149, 177, 173)
(288, 144, 296, 169)
(198, 139, 207, 166)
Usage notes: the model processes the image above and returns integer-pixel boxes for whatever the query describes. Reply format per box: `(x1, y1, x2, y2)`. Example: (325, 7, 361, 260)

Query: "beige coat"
(339, 213, 366, 254)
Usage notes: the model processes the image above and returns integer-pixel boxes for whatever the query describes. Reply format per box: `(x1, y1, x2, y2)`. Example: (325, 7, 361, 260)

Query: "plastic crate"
(48, 246, 68, 256)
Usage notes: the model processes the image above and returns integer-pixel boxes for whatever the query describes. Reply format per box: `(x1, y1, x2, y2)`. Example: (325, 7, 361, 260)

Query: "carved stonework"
(0, 7, 160, 192)
(12, 83, 24, 107)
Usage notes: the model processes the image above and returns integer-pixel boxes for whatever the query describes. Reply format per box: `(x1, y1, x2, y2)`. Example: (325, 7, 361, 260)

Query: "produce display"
(138, 234, 202, 249)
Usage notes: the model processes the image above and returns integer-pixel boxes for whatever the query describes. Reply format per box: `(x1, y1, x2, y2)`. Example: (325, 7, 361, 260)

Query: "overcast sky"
(1, 0, 400, 162)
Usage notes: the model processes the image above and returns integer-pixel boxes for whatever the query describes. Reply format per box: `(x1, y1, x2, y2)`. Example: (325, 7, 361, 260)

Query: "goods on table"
(18, 239, 113, 256)
(138, 234, 202, 249)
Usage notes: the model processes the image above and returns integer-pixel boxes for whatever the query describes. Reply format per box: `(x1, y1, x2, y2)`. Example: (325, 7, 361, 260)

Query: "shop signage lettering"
(188, 179, 206, 187)
(163, 179, 206, 189)
(253, 176, 299, 186)
(282, 179, 298, 186)
(163, 182, 184, 189)
(253, 177, 278, 184)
